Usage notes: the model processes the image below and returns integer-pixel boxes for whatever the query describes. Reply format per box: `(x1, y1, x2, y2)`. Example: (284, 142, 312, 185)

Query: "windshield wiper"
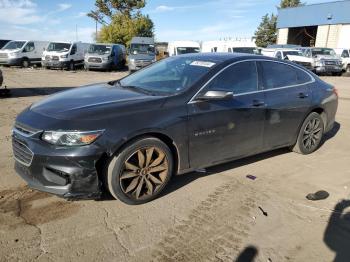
(108, 80, 154, 95)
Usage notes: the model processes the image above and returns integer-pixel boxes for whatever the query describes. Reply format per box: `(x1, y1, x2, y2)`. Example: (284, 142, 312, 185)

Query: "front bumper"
(12, 129, 103, 200)
(42, 60, 70, 68)
(85, 61, 112, 70)
(0, 58, 22, 66)
(315, 65, 342, 73)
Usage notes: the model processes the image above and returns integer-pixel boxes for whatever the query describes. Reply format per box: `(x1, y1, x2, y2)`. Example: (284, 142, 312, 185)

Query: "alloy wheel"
(119, 147, 169, 200)
(302, 118, 322, 150)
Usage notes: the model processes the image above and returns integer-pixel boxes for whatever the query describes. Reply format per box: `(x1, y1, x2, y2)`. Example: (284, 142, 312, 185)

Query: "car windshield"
(232, 47, 257, 54)
(119, 57, 214, 95)
(311, 48, 336, 57)
(88, 44, 111, 54)
(130, 44, 155, 55)
(47, 42, 71, 52)
(2, 41, 26, 50)
(284, 51, 302, 56)
(176, 47, 200, 55)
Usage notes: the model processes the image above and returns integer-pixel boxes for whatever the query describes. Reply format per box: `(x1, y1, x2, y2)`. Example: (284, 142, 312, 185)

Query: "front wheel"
(107, 137, 174, 205)
(292, 112, 324, 154)
(68, 61, 75, 71)
(22, 59, 30, 68)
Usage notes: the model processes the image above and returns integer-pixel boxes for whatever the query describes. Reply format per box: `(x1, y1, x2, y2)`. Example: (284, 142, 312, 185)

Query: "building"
(277, 1, 350, 48)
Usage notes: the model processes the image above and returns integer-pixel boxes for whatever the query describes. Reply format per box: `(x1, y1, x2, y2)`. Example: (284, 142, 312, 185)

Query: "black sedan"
(13, 53, 338, 204)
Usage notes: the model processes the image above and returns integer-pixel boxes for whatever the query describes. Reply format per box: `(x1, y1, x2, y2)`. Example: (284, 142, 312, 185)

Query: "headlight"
(129, 58, 135, 63)
(60, 54, 68, 58)
(8, 52, 19, 58)
(336, 60, 342, 66)
(41, 130, 104, 146)
(315, 60, 325, 67)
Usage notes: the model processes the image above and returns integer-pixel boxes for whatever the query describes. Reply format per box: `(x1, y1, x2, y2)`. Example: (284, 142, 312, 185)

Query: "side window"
(260, 61, 299, 89)
(70, 44, 77, 55)
(205, 61, 258, 94)
(276, 52, 282, 59)
(341, 50, 349, 58)
(23, 42, 35, 52)
(228, 48, 232, 53)
(295, 68, 312, 84)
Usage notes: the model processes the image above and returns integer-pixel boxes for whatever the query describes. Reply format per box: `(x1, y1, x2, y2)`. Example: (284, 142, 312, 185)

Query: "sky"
(0, 0, 332, 43)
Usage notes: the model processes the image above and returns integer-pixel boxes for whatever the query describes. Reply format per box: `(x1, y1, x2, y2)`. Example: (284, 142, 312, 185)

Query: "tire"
(346, 65, 350, 73)
(292, 112, 324, 155)
(45, 66, 51, 70)
(22, 58, 30, 68)
(69, 61, 75, 71)
(107, 137, 174, 205)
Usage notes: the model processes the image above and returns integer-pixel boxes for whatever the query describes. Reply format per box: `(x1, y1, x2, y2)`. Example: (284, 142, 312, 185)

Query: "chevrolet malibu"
(12, 54, 338, 205)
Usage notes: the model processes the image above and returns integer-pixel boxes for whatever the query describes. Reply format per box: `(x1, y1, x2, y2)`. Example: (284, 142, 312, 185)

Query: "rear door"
(188, 61, 266, 168)
(258, 60, 313, 149)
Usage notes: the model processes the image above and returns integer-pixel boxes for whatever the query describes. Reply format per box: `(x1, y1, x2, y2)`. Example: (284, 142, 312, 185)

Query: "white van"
(167, 41, 200, 56)
(42, 42, 90, 70)
(334, 48, 350, 73)
(0, 40, 49, 67)
(201, 40, 257, 54)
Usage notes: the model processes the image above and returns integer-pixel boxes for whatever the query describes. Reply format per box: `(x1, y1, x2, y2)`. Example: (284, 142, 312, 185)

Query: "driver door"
(187, 61, 266, 168)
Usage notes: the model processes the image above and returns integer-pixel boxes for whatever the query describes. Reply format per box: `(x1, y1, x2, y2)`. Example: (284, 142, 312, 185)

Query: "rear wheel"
(292, 112, 324, 154)
(107, 137, 174, 205)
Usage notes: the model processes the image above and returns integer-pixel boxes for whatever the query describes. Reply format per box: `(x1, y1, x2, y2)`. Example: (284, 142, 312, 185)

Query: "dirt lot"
(0, 67, 349, 262)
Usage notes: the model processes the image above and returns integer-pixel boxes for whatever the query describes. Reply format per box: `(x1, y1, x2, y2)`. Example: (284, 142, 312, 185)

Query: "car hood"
(314, 55, 340, 61)
(287, 55, 312, 63)
(30, 83, 165, 120)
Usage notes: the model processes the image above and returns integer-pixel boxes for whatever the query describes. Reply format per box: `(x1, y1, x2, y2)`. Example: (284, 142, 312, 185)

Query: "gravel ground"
(0, 67, 350, 262)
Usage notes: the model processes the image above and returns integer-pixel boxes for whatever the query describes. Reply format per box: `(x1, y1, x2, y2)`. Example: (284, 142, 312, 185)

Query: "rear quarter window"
(260, 61, 312, 89)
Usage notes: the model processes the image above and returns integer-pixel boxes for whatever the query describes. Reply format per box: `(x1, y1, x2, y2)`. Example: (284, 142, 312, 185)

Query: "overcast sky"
(0, 0, 331, 43)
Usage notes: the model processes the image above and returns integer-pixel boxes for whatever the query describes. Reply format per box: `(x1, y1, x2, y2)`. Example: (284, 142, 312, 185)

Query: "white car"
(167, 41, 200, 56)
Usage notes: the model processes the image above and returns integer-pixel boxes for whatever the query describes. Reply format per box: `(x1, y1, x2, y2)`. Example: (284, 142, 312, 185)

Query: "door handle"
(252, 100, 265, 107)
(298, 93, 309, 99)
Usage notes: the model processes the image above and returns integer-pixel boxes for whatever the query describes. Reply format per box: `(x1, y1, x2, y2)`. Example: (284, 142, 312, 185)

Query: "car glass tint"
(261, 61, 298, 89)
(206, 61, 258, 94)
(296, 68, 312, 84)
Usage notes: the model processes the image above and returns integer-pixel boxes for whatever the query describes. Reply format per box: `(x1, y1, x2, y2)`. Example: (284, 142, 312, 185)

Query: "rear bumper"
(12, 131, 104, 200)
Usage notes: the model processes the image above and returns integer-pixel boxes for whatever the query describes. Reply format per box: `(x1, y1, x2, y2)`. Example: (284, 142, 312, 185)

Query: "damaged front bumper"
(12, 128, 104, 200)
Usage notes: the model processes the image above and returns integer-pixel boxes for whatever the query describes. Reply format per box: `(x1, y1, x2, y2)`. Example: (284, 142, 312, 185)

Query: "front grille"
(135, 60, 152, 67)
(88, 57, 102, 63)
(12, 138, 33, 166)
(14, 122, 41, 137)
(324, 60, 338, 66)
(52, 56, 59, 61)
(0, 53, 8, 58)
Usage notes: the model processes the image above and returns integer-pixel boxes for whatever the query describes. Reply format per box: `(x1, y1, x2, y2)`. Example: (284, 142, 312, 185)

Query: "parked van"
(42, 42, 89, 70)
(84, 43, 126, 71)
(128, 37, 156, 72)
(0, 40, 48, 67)
(201, 40, 256, 54)
(261, 48, 303, 60)
(167, 41, 200, 56)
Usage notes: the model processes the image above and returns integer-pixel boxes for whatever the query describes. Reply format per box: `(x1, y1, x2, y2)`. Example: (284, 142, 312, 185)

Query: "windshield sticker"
(190, 61, 216, 68)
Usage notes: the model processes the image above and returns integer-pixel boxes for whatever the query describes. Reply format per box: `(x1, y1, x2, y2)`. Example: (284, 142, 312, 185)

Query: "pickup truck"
(334, 48, 350, 74)
(289, 47, 342, 76)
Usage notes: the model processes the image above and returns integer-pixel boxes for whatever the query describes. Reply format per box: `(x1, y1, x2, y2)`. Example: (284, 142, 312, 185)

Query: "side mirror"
(195, 90, 233, 101)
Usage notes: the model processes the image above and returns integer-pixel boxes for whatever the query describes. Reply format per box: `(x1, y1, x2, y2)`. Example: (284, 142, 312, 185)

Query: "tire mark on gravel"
(149, 180, 264, 261)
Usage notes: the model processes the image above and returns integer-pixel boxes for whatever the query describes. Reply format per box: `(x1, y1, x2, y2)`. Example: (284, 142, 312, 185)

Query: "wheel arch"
(109, 131, 180, 173)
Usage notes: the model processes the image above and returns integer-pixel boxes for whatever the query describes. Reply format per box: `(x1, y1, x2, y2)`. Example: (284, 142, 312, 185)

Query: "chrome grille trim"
(12, 138, 34, 167)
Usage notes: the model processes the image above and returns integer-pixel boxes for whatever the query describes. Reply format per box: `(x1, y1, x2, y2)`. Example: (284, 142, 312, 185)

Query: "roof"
(178, 52, 259, 63)
(277, 1, 350, 28)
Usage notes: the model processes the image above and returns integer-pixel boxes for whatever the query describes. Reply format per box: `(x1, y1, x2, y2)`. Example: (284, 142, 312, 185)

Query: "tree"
(254, 14, 277, 47)
(279, 0, 304, 8)
(88, 0, 154, 46)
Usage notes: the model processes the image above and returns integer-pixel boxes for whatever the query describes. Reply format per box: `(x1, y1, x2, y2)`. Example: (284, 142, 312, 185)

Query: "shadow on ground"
(324, 200, 350, 262)
(235, 246, 258, 262)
